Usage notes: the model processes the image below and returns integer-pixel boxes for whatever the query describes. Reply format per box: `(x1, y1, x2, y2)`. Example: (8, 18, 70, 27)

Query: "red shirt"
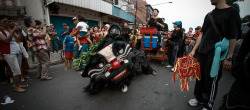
(0, 30, 10, 54)
(194, 31, 200, 38)
(73, 28, 87, 45)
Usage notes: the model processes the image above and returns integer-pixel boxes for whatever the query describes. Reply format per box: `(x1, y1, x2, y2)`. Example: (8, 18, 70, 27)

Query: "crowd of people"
(1, 0, 249, 109)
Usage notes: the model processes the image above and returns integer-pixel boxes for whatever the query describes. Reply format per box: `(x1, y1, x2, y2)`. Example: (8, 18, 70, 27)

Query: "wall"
(20, 0, 45, 20)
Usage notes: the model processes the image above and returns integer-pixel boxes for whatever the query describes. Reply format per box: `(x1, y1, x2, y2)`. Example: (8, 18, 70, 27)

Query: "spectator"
(135, 23, 143, 50)
(194, 26, 201, 39)
(93, 26, 101, 43)
(0, 16, 26, 92)
(121, 22, 131, 43)
(75, 15, 92, 51)
(187, 27, 193, 36)
(101, 27, 105, 36)
(73, 15, 91, 71)
(188, 0, 241, 109)
(104, 24, 110, 37)
(220, 23, 250, 110)
(63, 29, 75, 71)
(184, 31, 195, 56)
(48, 24, 58, 53)
(35, 20, 51, 58)
(178, 28, 185, 57)
(59, 23, 69, 48)
(162, 18, 169, 32)
(166, 21, 183, 71)
(129, 29, 136, 47)
(89, 27, 95, 43)
(25, 17, 52, 80)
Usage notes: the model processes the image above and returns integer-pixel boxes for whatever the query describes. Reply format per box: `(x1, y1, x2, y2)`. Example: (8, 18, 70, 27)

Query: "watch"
(226, 57, 232, 61)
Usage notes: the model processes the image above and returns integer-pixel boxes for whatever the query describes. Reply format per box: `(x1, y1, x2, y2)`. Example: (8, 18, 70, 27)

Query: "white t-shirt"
(0, 30, 21, 54)
(76, 22, 88, 32)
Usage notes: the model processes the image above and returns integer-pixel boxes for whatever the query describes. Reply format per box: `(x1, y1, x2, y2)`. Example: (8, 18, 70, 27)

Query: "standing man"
(162, 18, 169, 32)
(59, 23, 69, 48)
(146, 8, 165, 48)
(48, 24, 58, 53)
(188, 0, 241, 110)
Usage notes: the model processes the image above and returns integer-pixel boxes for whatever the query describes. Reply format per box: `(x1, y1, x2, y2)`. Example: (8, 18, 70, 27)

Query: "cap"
(62, 23, 67, 26)
(172, 21, 181, 26)
(72, 17, 77, 21)
(50, 23, 53, 26)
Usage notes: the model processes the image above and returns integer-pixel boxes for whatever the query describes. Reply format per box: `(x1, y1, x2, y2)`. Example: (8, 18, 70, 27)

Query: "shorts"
(65, 52, 74, 59)
(3, 53, 22, 76)
(79, 31, 87, 36)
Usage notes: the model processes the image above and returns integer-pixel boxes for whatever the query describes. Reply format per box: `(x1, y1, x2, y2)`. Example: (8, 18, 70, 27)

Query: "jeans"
(50, 40, 59, 53)
(74, 44, 88, 70)
(156, 31, 162, 48)
(168, 45, 179, 66)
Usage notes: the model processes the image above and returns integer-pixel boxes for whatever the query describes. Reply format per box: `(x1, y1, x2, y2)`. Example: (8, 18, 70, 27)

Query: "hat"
(50, 23, 53, 26)
(173, 21, 181, 26)
(62, 23, 67, 26)
(72, 17, 77, 21)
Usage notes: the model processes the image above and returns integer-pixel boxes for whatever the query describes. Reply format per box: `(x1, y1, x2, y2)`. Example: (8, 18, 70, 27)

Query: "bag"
(231, 39, 243, 79)
(19, 42, 29, 59)
(166, 40, 177, 47)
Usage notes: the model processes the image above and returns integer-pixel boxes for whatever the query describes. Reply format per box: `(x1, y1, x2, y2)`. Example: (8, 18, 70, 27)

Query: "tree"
(226, 0, 240, 12)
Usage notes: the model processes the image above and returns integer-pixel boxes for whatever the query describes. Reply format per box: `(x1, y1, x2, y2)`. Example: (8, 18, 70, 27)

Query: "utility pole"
(134, 0, 137, 29)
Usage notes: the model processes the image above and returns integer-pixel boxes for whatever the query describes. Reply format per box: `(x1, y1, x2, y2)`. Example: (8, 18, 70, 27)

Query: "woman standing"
(166, 21, 183, 71)
(93, 26, 101, 43)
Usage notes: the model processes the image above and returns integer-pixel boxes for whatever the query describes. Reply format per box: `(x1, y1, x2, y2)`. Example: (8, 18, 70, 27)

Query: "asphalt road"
(0, 60, 235, 110)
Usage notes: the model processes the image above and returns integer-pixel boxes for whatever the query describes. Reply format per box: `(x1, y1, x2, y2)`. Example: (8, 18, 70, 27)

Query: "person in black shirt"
(146, 9, 165, 48)
(162, 18, 169, 32)
(121, 22, 131, 43)
(188, 0, 241, 110)
(166, 21, 183, 71)
(220, 23, 250, 110)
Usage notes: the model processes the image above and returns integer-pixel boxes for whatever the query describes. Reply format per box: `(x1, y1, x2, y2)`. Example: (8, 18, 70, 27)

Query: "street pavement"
(0, 59, 235, 110)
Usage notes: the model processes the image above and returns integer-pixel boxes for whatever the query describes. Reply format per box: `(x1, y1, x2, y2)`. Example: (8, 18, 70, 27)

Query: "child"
(75, 14, 92, 50)
(63, 29, 75, 71)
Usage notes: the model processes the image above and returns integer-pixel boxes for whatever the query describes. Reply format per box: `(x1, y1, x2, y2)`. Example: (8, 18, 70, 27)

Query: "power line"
(151, 2, 172, 6)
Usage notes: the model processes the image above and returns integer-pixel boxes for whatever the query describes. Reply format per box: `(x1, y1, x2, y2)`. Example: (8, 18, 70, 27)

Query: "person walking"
(188, 0, 241, 109)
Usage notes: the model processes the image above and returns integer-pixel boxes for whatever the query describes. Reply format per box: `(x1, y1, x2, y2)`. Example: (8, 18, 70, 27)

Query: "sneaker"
(152, 71, 157, 76)
(166, 65, 173, 68)
(10, 78, 14, 84)
(201, 108, 208, 110)
(121, 85, 128, 93)
(78, 45, 82, 51)
(171, 68, 174, 72)
(188, 98, 203, 107)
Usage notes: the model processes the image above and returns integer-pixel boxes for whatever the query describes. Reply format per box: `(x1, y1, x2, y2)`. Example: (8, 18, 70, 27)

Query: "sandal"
(25, 75, 31, 79)
(41, 77, 52, 81)
(14, 87, 26, 93)
(20, 78, 25, 82)
(13, 84, 27, 88)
